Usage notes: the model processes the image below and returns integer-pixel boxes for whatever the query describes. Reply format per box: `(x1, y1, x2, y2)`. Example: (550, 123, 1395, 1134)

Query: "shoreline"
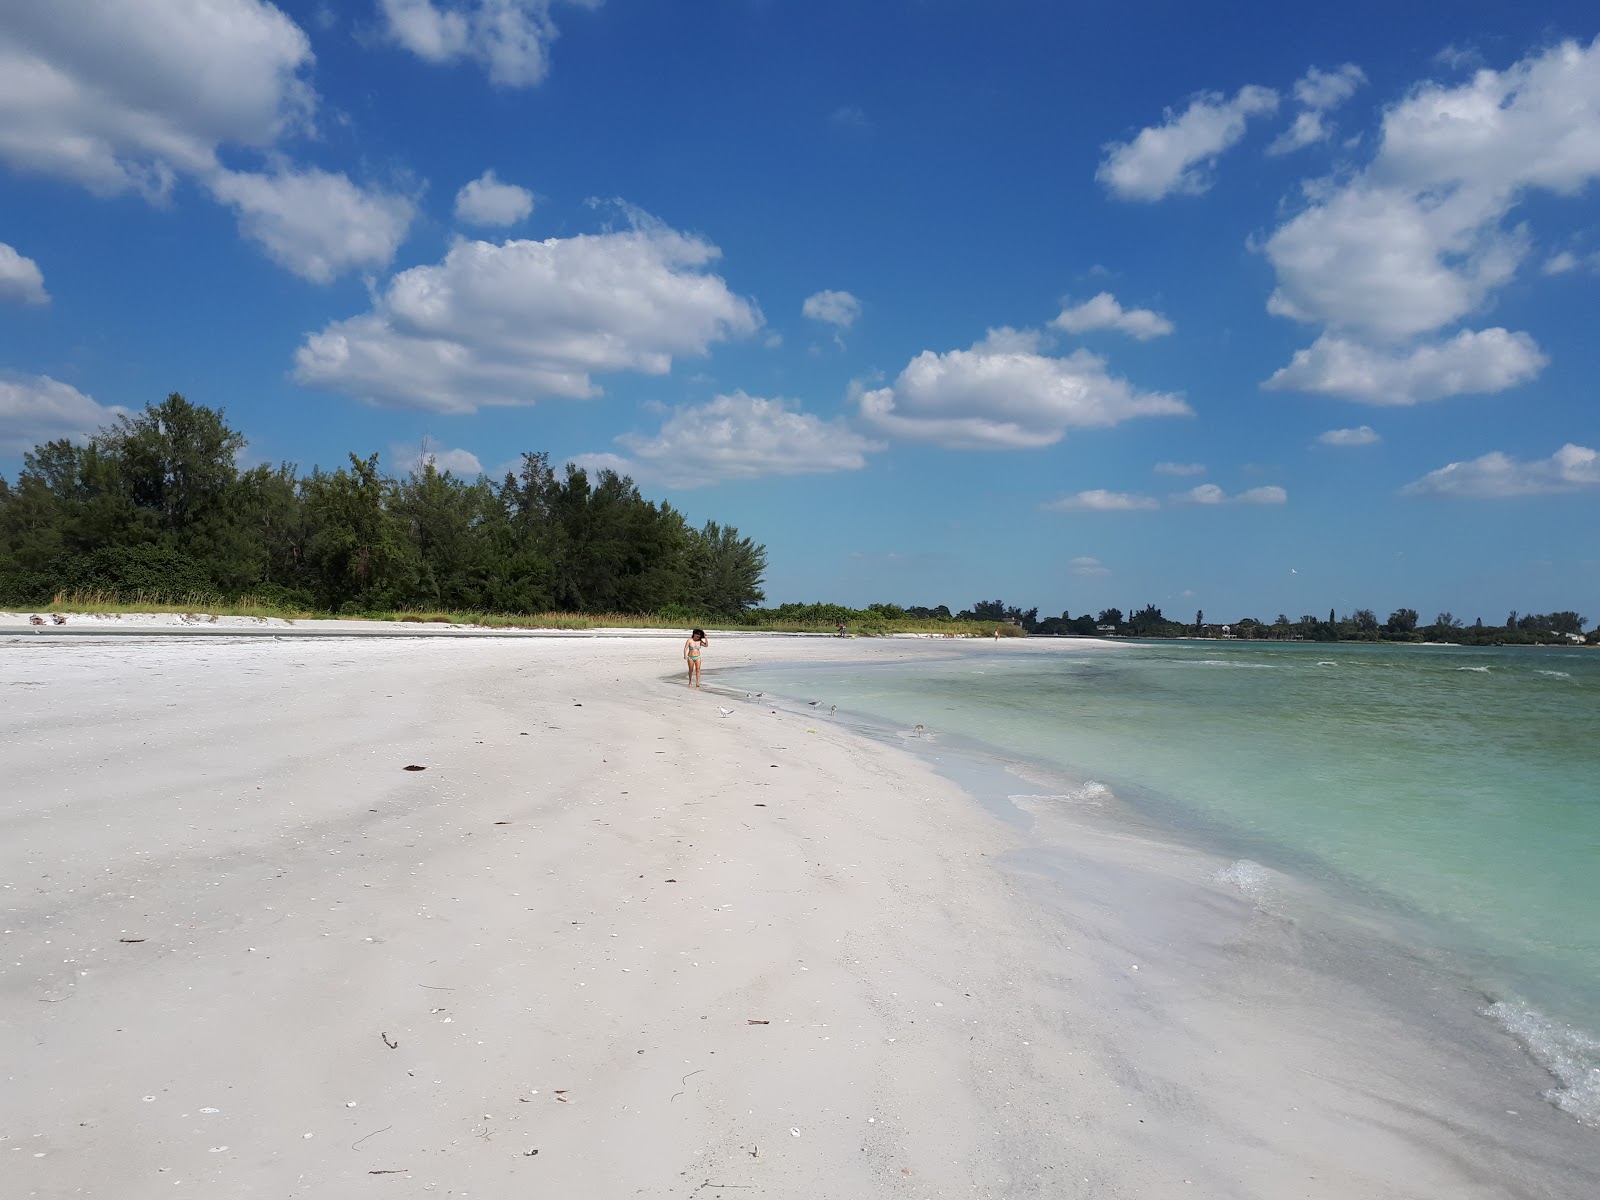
(3, 634, 1596, 1197)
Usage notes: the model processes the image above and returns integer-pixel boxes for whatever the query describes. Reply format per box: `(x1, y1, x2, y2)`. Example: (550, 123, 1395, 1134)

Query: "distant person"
(29, 614, 45, 626)
(51, 614, 67, 625)
(683, 628, 708, 688)
(836, 622, 847, 638)
(994, 627, 1001, 641)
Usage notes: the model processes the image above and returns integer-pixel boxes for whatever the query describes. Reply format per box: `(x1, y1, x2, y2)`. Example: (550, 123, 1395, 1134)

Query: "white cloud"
(0, 4, 420, 282)
(1542, 248, 1600, 275)
(573, 391, 879, 488)
(1237, 486, 1288, 505)
(830, 105, 871, 131)
(1296, 64, 1367, 111)
(1317, 425, 1381, 446)
(857, 327, 1188, 450)
(1402, 443, 1600, 498)
(0, 242, 48, 304)
(1264, 327, 1546, 404)
(1043, 490, 1159, 512)
(1051, 292, 1173, 339)
(1270, 67, 1366, 155)
(0, 373, 127, 454)
(1543, 249, 1579, 274)
(1174, 483, 1287, 506)
(0, 0, 315, 199)
(294, 215, 761, 412)
(1264, 37, 1600, 341)
(208, 166, 415, 283)
(1070, 556, 1111, 576)
(1268, 111, 1331, 156)
(378, 0, 595, 87)
(1097, 85, 1279, 200)
(1154, 461, 1206, 476)
(392, 440, 484, 475)
(801, 289, 861, 329)
(453, 169, 534, 226)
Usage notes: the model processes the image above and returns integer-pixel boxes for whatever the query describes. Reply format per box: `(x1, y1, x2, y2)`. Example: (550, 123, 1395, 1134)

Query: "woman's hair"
(691, 628, 705, 639)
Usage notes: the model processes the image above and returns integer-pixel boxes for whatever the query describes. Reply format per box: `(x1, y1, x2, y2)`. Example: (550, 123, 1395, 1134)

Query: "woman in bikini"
(683, 628, 708, 687)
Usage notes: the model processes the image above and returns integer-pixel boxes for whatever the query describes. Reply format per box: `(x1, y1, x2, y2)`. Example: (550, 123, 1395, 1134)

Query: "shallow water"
(723, 638, 1600, 1123)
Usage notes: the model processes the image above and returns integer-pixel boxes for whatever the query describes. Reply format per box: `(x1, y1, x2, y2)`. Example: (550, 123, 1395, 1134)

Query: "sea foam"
(1487, 1000, 1600, 1125)
(1214, 858, 1278, 906)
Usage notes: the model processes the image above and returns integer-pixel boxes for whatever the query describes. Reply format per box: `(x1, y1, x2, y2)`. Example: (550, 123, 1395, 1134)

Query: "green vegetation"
(1, 394, 766, 620)
(1009, 603, 1592, 646)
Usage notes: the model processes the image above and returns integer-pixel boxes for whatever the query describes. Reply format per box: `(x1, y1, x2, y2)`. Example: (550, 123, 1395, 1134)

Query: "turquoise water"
(723, 638, 1600, 1114)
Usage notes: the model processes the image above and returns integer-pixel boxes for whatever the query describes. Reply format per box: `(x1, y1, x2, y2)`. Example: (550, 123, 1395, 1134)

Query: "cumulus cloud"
(1174, 483, 1287, 505)
(1402, 443, 1599, 498)
(573, 391, 880, 488)
(1264, 327, 1546, 404)
(1153, 461, 1205, 476)
(1043, 490, 1159, 512)
(0, 0, 314, 199)
(1051, 292, 1173, 339)
(801, 289, 861, 329)
(392, 440, 484, 476)
(454, 169, 534, 226)
(0, 3, 417, 281)
(1097, 85, 1279, 200)
(1268, 65, 1367, 156)
(0, 242, 48, 304)
(1070, 556, 1111, 576)
(1265, 37, 1600, 341)
(1317, 425, 1381, 446)
(0, 373, 126, 454)
(378, 0, 595, 87)
(1295, 63, 1368, 111)
(857, 327, 1188, 450)
(294, 216, 761, 411)
(208, 166, 415, 282)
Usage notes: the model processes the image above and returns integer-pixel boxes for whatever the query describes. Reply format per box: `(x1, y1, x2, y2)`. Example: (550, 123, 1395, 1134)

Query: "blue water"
(722, 638, 1600, 1119)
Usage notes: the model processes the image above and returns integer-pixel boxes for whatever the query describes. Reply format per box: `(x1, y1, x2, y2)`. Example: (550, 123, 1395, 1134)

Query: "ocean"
(720, 637, 1600, 1126)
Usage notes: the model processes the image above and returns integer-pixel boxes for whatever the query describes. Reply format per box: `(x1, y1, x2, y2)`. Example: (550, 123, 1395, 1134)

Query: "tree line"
(951, 601, 1592, 645)
(0, 394, 767, 617)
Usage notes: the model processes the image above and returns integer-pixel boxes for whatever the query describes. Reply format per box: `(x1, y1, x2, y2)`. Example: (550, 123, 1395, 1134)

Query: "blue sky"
(2, 1, 1597, 622)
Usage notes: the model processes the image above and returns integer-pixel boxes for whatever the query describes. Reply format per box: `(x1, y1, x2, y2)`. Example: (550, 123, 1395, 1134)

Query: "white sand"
(3, 631, 1597, 1198)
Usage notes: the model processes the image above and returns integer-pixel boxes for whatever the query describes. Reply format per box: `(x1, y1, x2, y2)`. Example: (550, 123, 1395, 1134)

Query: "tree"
(1195, 609, 1204, 633)
(1352, 609, 1379, 635)
(1386, 608, 1419, 635)
(686, 520, 767, 616)
(1096, 607, 1123, 627)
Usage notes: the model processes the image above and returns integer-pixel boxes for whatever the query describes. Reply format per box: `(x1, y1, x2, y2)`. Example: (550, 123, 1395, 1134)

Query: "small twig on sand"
(368, 1169, 407, 1175)
(670, 1068, 705, 1102)
(381, 1032, 398, 1049)
(417, 984, 455, 991)
(352, 1125, 393, 1151)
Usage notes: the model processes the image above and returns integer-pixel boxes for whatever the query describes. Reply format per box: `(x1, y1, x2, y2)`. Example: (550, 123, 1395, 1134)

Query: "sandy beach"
(3, 627, 1597, 1199)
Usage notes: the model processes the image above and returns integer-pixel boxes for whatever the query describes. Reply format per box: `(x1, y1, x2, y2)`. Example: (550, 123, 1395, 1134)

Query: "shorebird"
(717, 707, 735, 717)
(913, 724, 926, 737)
(829, 704, 837, 717)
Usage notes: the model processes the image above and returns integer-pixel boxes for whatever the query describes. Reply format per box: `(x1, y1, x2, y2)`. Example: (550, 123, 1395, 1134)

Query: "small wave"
(1316, 660, 1338, 667)
(1455, 666, 1491, 673)
(1536, 670, 1573, 680)
(1487, 1000, 1600, 1126)
(1008, 781, 1111, 808)
(1192, 659, 1275, 669)
(1214, 859, 1278, 905)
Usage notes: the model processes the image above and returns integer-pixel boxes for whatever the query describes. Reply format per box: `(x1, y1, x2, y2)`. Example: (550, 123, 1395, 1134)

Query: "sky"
(1, 1, 1597, 623)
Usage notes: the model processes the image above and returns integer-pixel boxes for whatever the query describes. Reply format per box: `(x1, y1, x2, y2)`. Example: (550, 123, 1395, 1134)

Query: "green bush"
(54, 544, 214, 602)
